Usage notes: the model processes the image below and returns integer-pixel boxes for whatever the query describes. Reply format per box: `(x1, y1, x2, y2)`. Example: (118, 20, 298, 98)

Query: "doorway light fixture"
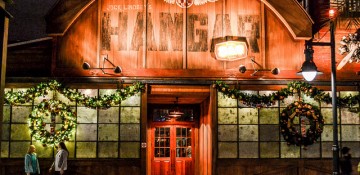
(164, 0, 218, 8)
(82, 54, 122, 74)
(168, 97, 184, 118)
(297, 44, 322, 81)
(211, 36, 248, 61)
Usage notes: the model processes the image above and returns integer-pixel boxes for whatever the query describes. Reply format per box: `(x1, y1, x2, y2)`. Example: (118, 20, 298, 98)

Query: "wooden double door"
(151, 122, 195, 175)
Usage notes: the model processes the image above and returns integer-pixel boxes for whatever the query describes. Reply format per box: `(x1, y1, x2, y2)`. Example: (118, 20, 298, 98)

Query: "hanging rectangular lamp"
(168, 110, 184, 118)
(211, 36, 248, 61)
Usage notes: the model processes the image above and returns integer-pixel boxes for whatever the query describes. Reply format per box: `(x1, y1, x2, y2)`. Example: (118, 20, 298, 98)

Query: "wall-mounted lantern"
(210, 36, 248, 61)
(238, 57, 280, 76)
(82, 55, 122, 74)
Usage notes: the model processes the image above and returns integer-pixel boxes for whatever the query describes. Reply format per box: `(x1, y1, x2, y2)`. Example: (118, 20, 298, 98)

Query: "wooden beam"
(51, 67, 360, 82)
(0, 3, 11, 171)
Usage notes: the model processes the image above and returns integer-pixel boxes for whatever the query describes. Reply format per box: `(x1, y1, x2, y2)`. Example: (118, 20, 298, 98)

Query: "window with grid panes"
(1, 88, 141, 159)
(217, 90, 360, 159)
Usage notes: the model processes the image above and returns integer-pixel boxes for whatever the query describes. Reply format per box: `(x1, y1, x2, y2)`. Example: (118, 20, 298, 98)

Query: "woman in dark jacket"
(340, 147, 352, 175)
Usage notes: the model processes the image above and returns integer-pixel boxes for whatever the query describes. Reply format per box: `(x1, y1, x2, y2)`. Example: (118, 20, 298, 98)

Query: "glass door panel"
(154, 127, 170, 157)
(176, 127, 192, 157)
(152, 124, 194, 175)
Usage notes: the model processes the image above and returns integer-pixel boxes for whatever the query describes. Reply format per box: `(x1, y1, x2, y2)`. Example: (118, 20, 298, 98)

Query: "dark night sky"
(6, 0, 58, 43)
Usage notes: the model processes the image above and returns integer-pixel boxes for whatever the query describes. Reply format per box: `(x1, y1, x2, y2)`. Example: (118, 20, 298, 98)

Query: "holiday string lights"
(4, 80, 145, 146)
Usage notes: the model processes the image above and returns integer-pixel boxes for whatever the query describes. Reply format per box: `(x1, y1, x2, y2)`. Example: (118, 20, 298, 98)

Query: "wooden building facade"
(1, 0, 360, 175)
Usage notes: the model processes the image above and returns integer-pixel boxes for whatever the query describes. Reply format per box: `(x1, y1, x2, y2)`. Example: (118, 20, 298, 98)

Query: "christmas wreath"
(280, 101, 324, 147)
(29, 99, 77, 146)
(4, 80, 145, 147)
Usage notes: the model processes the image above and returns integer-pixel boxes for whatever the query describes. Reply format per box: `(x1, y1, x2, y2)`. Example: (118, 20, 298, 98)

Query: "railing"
(297, 0, 360, 17)
(331, 0, 360, 17)
(297, 0, 360, 30)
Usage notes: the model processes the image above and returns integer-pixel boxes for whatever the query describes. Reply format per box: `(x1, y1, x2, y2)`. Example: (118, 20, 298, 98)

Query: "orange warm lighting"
(329, 9, 336, 18)
(211, 36, 248, 61)
(168, 111, 184, 118)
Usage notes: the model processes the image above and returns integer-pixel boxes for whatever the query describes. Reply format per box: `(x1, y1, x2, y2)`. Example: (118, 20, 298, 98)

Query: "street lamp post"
(329, 19, 339, 175)
(305, 19, 339, 174)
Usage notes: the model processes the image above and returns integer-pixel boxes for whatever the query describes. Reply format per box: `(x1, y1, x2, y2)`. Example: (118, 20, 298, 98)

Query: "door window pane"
(176, 127, 192, 157)
(154, 127, 170, 157)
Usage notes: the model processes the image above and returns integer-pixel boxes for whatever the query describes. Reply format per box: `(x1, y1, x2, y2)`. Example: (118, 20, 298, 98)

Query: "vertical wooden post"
(210, 85, 217, 175)
(0, 0, 11, 173)
(141, 84, 148, 175)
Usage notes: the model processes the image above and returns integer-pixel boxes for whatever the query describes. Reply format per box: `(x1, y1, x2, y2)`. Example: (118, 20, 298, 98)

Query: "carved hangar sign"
(100, 0, 261, 68)
(100, 0, 260, 54)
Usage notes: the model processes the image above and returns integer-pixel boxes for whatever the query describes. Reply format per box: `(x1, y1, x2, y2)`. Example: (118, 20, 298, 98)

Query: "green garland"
(213, 80, 359, 147)
(280, 101, 324, 147)
(29, 100, 76, 146)
(212, 80, 360, 109)
(4, 80, 358, 147)
(5, 80, 145, 108)
(4, 80, 145, 146)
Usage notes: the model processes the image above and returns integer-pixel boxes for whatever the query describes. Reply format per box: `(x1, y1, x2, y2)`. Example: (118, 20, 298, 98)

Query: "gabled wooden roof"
(45, 0, 313, 40)
(261, 0, 313, 40)
(45, 0, 95, 35)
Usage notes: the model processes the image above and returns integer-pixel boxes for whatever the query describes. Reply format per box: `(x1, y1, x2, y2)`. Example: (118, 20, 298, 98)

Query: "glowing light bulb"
(302, 71, 317, 81)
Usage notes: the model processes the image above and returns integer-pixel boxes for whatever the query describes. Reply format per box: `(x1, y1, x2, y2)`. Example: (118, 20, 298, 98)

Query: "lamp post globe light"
(297, 44, 323, 81)
(298, 9, 339, 174)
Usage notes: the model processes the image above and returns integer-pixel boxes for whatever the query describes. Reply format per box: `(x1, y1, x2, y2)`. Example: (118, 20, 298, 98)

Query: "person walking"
(24, 145, 40, 175)
(49, 142, 69, 175)
(340, 147, 353, 175)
